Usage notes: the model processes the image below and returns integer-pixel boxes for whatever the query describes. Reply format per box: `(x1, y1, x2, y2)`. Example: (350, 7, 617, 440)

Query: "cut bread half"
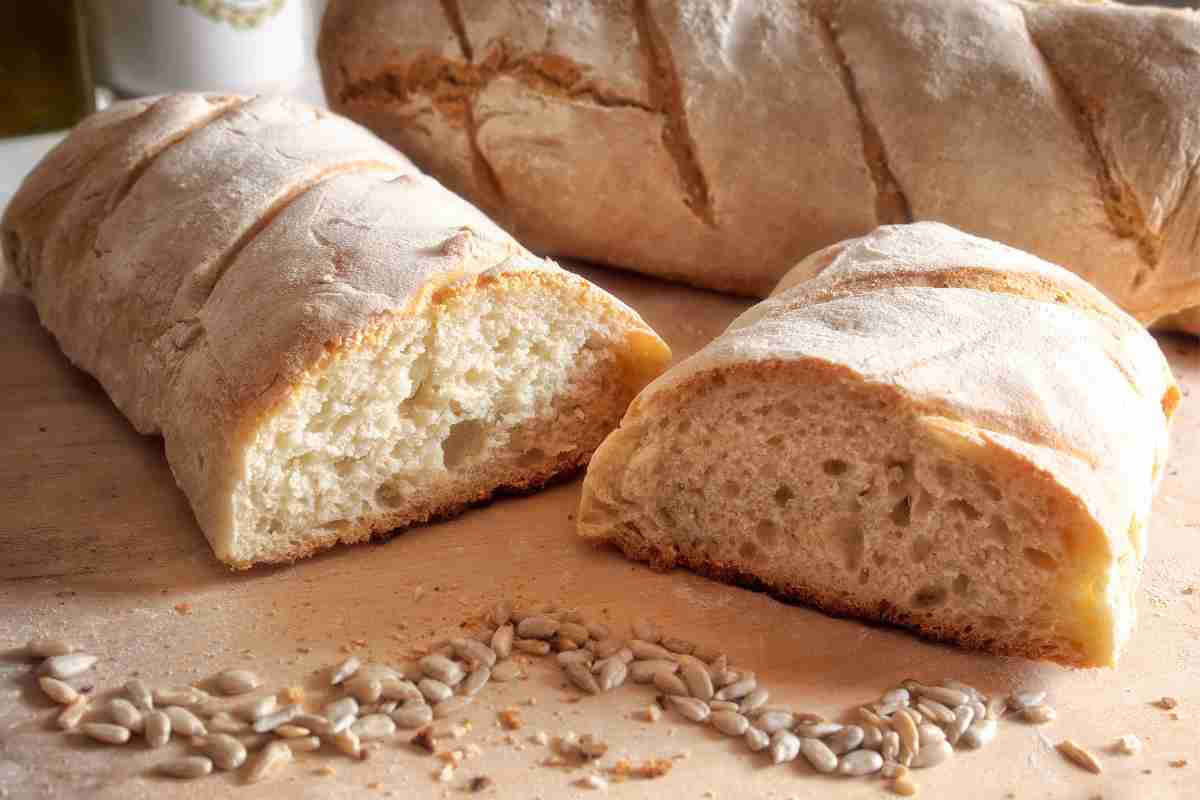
(2, 94, 670, 567)
(579, 223, 1178, 667)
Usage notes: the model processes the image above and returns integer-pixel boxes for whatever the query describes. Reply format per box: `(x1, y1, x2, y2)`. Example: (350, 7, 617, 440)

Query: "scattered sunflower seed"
(491, 625, 515, 660)
(559, 623, 591, 645)
(333, 729, 361, 758)
(881, 688, 911, 706)
(558, 650, 594, 668)
(323, 697, 358, 720)
(745, 726, 770, 752)
(769, 730, 800, 764)
(252, 705, 299, 734)
(632, 619, 660, 643)
(755, 710, 795, 734)
(828, 725, 865, 755)
(516, 616, 560, 640)
(799, 737, 838, 773)
(578, 774, 608, 791)
(490, 599, 512, 627)
(163, 706, 206, 737)
(708, 700, 740, 713)
(566, 662, 601, 695)
(434, 696, 473, 719)
(491, 661, 523, 682)
(667, 696, 710, 723)
(680, 661, 714, 701)
(1113, 734, 1142, 755)
(592, 639, 624, 659)
(1057, 739, 1102, 774)
(661, 637, 695, 655)
(513, 639, 551, 656)
(629, 640, 673, 661)
(915, 699, 955, 726)
(652, 670, 689, 697)
(205, 733, 248, 770)
(391, 702, 434, 729)
(917, 723, 946, 746)
(911, 739, 953, 769)
(28, 639, 77, 659)
(80, 722, 130, 745)
(246, 740, 293, 782)
(946, 704, 974, 745)
(159, 756, 213, 779)
(892, 775, 918, 796)
(42, 653, 97, 680)
(273, 724, 309, 739)
(460, 666, 491, 697)
(861, 725, 883, 751)
(629, 660, 679, 684)
(418, 678, 453, 704)
(109, 698, 143, 732)
(153, 686, 206, 708)
(713, 677, 756, 702)
(1009, 689, 1046, 711)
(351, 714, 396, 740)
(986, 695, 1007, 720)
(215, 669, 260, 696)
(738, 687, 769, 714)
(882, 730, 901, 763)
(144, 710, 171, 747)
(960, 719, 997, 750)
(124, 679, 154, 712)
(891, 709, 919, 766)
(794, 722, 843, 739)
(917, 686, 968, 707)
(421, 654, 466, 686)
(838, 749, 884, 776)
(598, 659, 627, 692)
(331, 657, 361, 686)
(38, 677, 78, 705)
(1021, 704, 1056, 725)
(711, 711, 749, 736)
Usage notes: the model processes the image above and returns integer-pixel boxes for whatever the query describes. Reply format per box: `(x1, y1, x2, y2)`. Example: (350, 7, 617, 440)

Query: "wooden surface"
(1, 263, 1198, 800)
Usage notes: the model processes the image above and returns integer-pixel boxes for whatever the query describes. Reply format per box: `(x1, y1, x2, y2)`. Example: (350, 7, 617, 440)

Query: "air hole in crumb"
(911, 535, 933, 563)
(947, 499, 983, 521)
(822, 459, 850, 476)
(722, 480, 741, 499)
(375, 480, 406, 508)
(834, 518, 864, 571)
(1023, 547, 1058, 571)
(738, 540, 760, 560)
(517, 447, 545, 467)
(766, 435, 784, 447)
(779, 401, 801, 418)
(912, 585, 947, 608)
(913, 489, 934, 520)
(442, 419, 487, 469)
(734, 412, 749, 425)
(773, 485, 794, 507)
(676, 419, 691, 435)
(755, 520, 780, 548)
(891, 497, 912, 527)
(709, 374, 727, 388)
(953, 573, 970, 595)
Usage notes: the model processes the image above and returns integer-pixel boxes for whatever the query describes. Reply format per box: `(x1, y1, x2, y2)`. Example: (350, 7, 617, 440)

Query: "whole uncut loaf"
(578, 223, 1180, 667)
(1, 93, 670, 567)
(319, 0, 1200, 332)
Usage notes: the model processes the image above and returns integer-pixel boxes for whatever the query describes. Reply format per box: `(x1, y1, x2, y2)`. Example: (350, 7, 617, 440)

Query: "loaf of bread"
(578, 223, 1179, 667)
(319, 0, 1200, 333)
(1, 93, 670, 568)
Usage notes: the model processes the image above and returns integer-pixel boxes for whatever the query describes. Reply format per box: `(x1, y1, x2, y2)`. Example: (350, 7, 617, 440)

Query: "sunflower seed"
(1113, 733, 1142, 755)
(916, 686, 968, 707)
(418, 678, 453, 703)
(882, 763, 909, 779)
(215, 669, 260, 696)
(38, 676, 78, 705)
(838, 749, 883, 776)
(333, 729, 365, 758)
(828, 725, 864, 755)
(555, 636, 579, 652)
(379, 677, 422, 703)
(252, 705, 299, 733)
(629, 660, 678, 684)
(799, 737, 839, 773)
(154, 687, 207, 708)
(960, 718, 997, 749)
(328, 712, 355, 734)
(917, 723, 945, 746)
(291, 712, 333, 736)
(734, 725, 767, 756)
(237, 695, 277, 722)
(143, 710, 170, 747)
(238, 732, 271, 751)
(738, 687, 769, 714)
(881, 688, 911, 706)
(457, 666, 490, 697)
(514, 639, 551, 656)
(794, 722, 843, 739)
(652, 670, 689, 696)
(915, 700, 955, 725)
(347, 676, 383, 703)
(451, 638, 497, 669)
(910, 739, 952, 769)
(490, 624, 515, 660)
(566, 662, 601, 694)
(486, 662, 521, 684)
(109, 698, 143, 732)
(273, 724, 310, 739)
(559, 650, 594, 668)
(159, 755, 212, 779)
(858, 706, 887, 727)
(714, 677, 756, 702)
(1021, 704, 1056, 724)
(667, 696, 710, 722)
(246, 740, 293, 782)
(969, 699, 987, 722)
(123, 679, 153, 711)
(711, 711, 749, 736)
(391, 703, 434, 729)
(330, 656, 361, 686)
(516, 616, 559, 640)
(164, 706, 206, 737)
(882, 730, 900, 763)
(597, 659, 627, 692)
(80, 722, 130, 744)
(707, 653, 728, 674)
(586, 623, 611, 640)
(628, 640, 673, 661)
(434, 696, 473, 719)
(28, 639, 77, 658)
(351, 713, 396, 740)
(891, 709, 919, 766)
(680, 661, 714, 701)
(755, 710, 795, 734)
(204, 733, 248, 770)
(558, 623, 590, 645)
(491, 599, 513, 626)
(1009, 688, 1046, 711)
(324, 696, 358, 719)
(704, 700, 735, 713)
(861, 725, 884, 751)
(632, 619, 660, 642)
(421, 655, 466, 686)
(662, 637, 695, 655)
(947, 704, 975, 745)
(715, 669, 740, 688)
(42, 653, 97, 680)
(590, 639, 622, 659)
(760, 730, 793, 764)
(1057, 739, 1102, 774)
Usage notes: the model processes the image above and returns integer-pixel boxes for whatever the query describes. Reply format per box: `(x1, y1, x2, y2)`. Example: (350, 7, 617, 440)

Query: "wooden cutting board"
(1, 263, 1197, 800)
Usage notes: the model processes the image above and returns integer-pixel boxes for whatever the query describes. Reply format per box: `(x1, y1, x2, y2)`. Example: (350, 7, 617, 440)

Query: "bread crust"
(2, 93, 670, 567)
(579, 223, 1178, 666)
(319, 0, 1200, 332)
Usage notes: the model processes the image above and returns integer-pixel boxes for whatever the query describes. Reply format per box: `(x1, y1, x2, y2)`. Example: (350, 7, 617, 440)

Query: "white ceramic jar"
(86, 0, 309, 97)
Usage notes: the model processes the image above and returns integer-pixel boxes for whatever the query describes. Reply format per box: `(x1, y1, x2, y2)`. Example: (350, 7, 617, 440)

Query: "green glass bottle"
(0, 1, 94, 137)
